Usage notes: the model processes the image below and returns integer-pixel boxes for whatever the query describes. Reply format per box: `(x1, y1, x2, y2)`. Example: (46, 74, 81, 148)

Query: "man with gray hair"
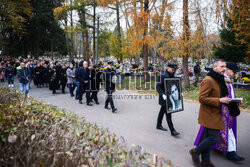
(190, 59, 231, 167)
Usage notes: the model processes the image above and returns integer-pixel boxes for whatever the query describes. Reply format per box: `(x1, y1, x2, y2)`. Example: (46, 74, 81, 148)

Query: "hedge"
(0, 88, 172, 167)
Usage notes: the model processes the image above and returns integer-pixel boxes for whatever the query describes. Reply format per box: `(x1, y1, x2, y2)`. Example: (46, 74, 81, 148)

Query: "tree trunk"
(64, 14, 70, 58)
(143, 0, 149, 81)
(70, 0, 75, 57)
(183, 0, 190, 87)
(115, 0, 122, 62)
(93, 4, 96, 64)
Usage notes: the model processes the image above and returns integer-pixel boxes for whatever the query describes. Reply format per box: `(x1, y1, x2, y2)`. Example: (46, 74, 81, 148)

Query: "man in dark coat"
(194, 61, 201, 87)
(103, 62, 117, 113)
(76, 61, 92, 106)
(90, 65, 102, 104)
(156, 63, 180, 136)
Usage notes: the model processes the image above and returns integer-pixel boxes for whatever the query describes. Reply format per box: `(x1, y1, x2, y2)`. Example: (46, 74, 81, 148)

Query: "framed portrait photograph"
(164, 78, 184, 114)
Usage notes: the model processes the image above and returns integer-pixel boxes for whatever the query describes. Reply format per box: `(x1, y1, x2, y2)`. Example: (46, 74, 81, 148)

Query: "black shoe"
(87, 103, 93, 106)
(156, 126, 168, 131)
(71, 94, 74, 97)
(75, 96, 78, 100)
(96, 101, 99, 105)
(226, 151, 245, 161)
(79, 101, 83, 104)
(105, 106, 111, 110)
(171, 130, 180, 136)
(112, 108, 117, 113)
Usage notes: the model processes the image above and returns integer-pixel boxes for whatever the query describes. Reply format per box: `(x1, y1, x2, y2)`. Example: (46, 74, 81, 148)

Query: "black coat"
(103, 68, 116, 92)
(90, 69, 102, 91)
(156, 71, 173, 106)
(34, 66, 43, 85)
(75, 67, 90, 84)
(60, 68, 67, 85)
(194, 65, 201, 74)
(5, 66, 15, 78)
(49, 68, 59, 90)
(42, 67, 50, 83)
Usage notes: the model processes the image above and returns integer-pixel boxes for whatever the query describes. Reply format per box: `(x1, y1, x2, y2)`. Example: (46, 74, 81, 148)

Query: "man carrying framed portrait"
(156, 63, 184, 136)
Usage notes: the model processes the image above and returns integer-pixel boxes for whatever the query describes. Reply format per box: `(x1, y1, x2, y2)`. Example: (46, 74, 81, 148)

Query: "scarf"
(207, 70, 229, 97)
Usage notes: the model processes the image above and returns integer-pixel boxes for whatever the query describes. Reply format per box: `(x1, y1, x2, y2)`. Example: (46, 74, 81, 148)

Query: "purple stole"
(194, 76, 237, 153)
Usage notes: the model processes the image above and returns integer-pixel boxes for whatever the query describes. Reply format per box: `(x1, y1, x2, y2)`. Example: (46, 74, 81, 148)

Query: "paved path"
(1, 81, 249, 167)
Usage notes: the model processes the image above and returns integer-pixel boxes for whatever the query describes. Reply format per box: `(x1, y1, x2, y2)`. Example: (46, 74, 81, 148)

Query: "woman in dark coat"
(60, 64, 67, 94)
(42, 64, 50, 87)
(49, 64, 58, 94)
(34, 63, 43, 88)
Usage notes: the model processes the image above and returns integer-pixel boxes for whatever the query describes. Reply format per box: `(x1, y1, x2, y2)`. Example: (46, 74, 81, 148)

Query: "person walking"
(67, 63, 76, 97)
(194, 62, 245, 162)
(156, 63, 180, 136)
(103, 62, 117, 113)
(34, 63, 43, 88)
(60, 64, 67, 94)
(90, 65, 101, 104)
(17, 63, 31, 95)
(194, 61, 201, 87)
(76, 61, 92, 106)
(189, 59, 231, 167)
(5, 62, 15, 87)
(49, 63, 58, 94)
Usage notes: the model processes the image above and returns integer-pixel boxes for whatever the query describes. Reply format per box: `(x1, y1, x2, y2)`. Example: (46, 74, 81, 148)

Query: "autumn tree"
(0, 0, 33, 55)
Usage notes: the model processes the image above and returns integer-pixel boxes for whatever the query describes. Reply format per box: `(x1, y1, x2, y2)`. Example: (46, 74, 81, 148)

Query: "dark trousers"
(91, 91, 98, 102)
(195, 127, 220, 162)
(157, 105, 175, 131)
(194, 73, 200, 86)
(79, 83, 91, 104)
(7, 76, 14, 84)
(105, 91, 115, 110)
(68, 83, 76, 96)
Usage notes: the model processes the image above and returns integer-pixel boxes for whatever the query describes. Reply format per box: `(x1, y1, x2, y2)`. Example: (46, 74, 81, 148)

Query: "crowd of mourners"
(0, 56, 123, 113)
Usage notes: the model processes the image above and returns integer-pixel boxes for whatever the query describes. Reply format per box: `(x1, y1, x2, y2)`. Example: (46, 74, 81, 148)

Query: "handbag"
(227, 102, 240, 117)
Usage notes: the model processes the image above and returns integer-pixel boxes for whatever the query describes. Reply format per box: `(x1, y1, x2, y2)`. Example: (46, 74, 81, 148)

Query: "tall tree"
(182, 0, 190, 87)
(213, 17, 247, 62)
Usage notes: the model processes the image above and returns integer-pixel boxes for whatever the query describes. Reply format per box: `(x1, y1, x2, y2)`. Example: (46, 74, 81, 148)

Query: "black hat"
(167, 63, 177, 69)
(226, 62, 239, 73)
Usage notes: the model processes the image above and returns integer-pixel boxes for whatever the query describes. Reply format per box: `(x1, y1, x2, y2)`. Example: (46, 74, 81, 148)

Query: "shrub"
(0, 88, 172, 167)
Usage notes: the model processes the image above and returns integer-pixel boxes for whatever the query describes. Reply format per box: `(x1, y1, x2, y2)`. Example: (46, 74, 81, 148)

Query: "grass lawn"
(183, 86, 250, 109)
(121, 77, 250, 109)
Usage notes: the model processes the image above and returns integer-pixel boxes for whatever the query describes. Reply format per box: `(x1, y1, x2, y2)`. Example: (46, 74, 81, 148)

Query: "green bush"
(0, 88, 172, 167)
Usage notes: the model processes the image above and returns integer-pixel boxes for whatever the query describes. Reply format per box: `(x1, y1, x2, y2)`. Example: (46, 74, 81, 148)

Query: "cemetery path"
(1, 82, 249, 167)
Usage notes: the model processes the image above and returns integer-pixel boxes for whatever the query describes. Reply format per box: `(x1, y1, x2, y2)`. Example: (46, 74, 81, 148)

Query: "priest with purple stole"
(194, 62, 245, 161)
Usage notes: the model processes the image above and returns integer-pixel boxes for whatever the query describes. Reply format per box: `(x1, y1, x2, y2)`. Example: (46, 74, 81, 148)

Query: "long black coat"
(60, 68, 67, 85)
(90, 69, 101, 91)
(42, 67, 50, 84)
(103, 68, 116, 93)
(156, 71, 173, 107)
(34, 66, 43, 85)
(49, 68, 59, 90)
